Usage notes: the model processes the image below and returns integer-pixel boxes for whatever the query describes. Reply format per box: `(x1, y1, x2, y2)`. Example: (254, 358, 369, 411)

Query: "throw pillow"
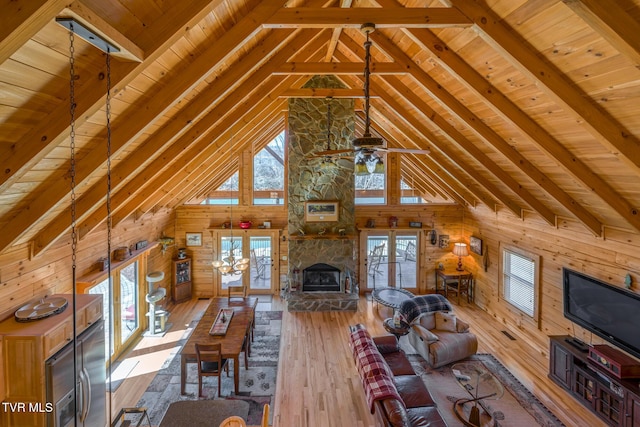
(434, 311, 457, 332)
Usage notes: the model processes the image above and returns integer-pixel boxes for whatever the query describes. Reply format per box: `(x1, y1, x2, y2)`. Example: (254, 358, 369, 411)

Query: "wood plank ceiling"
(1, 0, 640, 257)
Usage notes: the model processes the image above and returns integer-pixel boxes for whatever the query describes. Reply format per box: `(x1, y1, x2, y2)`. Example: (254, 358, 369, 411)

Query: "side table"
(383, 318, 410, 340)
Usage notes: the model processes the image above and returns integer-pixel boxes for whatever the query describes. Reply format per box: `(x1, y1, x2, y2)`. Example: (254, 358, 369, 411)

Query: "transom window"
(501, 247, 539, 321)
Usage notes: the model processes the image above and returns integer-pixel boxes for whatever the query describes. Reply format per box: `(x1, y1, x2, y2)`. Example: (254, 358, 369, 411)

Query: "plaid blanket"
(349, 325, 404, 413)
(398, 294, 452, 324)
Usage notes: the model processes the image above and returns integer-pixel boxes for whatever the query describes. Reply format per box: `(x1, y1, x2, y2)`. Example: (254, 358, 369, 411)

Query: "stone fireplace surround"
(285, 75, 358, 312)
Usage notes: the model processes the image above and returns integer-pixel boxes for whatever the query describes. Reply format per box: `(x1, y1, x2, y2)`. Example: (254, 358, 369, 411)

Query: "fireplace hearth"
(303, 263, 341, 292)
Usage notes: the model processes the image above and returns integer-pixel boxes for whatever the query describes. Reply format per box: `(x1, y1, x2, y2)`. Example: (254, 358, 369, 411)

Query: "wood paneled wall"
(465, 205, 640, 357)
(0, 209, 175, 321)
(176, 203, 463, 295)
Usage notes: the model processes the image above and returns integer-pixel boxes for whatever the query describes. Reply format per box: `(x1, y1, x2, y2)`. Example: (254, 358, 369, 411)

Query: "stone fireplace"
(303, 263, 341, 292)
(285, 75, 358, 311)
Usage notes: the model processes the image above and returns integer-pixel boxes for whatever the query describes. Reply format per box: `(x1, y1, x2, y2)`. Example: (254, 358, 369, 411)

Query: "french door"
(360, 230, 419, 290)
(212, 229, 279, 295)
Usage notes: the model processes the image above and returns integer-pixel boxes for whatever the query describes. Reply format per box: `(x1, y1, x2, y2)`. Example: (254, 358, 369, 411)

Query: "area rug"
(405, 351, 565, 427)
(135, 310, 282, 426)
(158, 399, 249, 427)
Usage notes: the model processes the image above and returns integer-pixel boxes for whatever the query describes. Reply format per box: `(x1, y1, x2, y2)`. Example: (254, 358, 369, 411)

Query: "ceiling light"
(373, 157, 385, 174)
(354, 158, 370, 176)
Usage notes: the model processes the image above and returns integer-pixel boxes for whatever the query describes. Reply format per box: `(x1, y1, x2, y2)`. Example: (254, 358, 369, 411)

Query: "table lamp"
(452, 242, 469, 271)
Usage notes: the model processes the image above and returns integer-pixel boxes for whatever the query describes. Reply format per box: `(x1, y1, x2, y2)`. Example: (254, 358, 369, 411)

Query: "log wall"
(0, 209, 175, 321)
(175, 203, 463, 296)
(465, 205, 640, 358)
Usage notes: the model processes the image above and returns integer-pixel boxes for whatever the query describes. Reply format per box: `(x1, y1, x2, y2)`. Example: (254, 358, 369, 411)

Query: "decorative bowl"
(239, 221, 252, 229)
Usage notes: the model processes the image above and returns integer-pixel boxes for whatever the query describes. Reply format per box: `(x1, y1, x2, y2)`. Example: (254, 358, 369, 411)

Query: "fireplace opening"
(303, 263, 341, 292)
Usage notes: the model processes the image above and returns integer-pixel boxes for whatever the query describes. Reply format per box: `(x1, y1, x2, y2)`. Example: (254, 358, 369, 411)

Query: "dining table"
(180, 297, 258, 395)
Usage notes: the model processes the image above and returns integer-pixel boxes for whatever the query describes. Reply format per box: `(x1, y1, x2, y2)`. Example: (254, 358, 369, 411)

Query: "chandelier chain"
(363, 34, 372, 135)
(68, 26, 77, 270)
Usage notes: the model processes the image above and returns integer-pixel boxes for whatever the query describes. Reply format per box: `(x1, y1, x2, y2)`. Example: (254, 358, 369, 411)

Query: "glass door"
(249, 234, 274, 293)
(219, 235, 244, 291)
(214, 230, 279, 295)
(87, 258, 143, 362)
(361, 230, 419, 290)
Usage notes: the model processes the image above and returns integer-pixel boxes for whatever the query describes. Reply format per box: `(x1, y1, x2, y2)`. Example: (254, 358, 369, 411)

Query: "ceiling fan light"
(355, 158, 370, 176)
(212, 260, 224, 268)
(373, 157, 385, 174)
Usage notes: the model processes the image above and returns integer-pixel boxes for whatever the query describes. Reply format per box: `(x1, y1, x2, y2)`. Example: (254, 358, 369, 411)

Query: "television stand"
(564, 336, 589, 352)
(549, 336, 640, 426)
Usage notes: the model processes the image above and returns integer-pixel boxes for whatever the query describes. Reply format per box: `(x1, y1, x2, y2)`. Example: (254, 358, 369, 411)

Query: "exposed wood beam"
(263, 7, 473, 28)
(279, 88, 368, 98)
(0, 0, 69, 65)
(324, 0, 354, 61)
(401, 23, 640, 233)
(0, 0, 230, 192)
(362, 103, 493, 210)
(563, 0, 640, 68)
(27, 5, 295, 255)
(274, 62, 405, 74)
(369, 31, 603, 235)
(448, 0, 640, 175)
(176, 116, 286, 208)
(59, 1, 145, 61)
(376, 76, 560, 228)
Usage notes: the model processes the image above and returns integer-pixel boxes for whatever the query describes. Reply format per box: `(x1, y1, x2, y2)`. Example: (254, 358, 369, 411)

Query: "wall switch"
(281, 255, 287, 260)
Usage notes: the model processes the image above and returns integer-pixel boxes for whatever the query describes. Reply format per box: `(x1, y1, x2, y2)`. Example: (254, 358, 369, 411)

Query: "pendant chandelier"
(353, 23, 385, 176)
(212, 134, 250, 275)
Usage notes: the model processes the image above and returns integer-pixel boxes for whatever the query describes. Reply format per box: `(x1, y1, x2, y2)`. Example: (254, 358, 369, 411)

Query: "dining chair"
(218, 416, 247, 427)
(195, 343, 229, 397)
(261, 403, 270, 427)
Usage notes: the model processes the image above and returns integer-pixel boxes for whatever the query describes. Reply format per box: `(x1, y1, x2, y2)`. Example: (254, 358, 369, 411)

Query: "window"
(253, 132, 285, 205)
(355, 157, 386, 205)
(501, 247, 539, 320)
(202, 171, 239, 205)
(400, 178, 427, 204)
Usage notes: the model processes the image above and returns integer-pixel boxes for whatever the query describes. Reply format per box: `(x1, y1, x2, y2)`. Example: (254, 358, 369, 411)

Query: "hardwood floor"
(111, 295, 606, 427)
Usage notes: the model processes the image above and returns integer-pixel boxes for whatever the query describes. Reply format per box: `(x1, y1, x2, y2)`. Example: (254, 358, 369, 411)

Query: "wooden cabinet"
(549, 336, 639, 427)
(626, 390, 640, 427)
(173, 258, 192, 303)
(0, 294, 102, 427)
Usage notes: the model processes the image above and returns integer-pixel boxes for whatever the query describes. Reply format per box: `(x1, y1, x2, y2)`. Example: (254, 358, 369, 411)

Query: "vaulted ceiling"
(2, 0, 640, 257)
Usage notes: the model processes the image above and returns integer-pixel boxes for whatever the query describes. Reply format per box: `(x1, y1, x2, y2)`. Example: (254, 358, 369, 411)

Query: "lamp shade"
(354, 158, 370, 176)
(452, 242, 469, 257)
(373, 157, 385, 174)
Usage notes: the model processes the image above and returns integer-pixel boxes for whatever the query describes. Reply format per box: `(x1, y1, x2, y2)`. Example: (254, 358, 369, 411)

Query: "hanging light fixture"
(354, 156, 370, 176)
(373, 155, 385, 174)
(319, 99, 335, 170)
(212, 134, 250, 275)
(352, 23, 384, 150)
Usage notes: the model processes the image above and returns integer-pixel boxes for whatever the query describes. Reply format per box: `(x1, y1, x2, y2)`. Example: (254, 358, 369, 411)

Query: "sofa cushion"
(411, 324, 439, 342)
(434, 311, 457, 332)
(382, 351, 416, 376)
(379, 399, 410, 427)
(406, 407, 447, 427)
(373, 334, 400, 354)
(395, 375, 436, 408)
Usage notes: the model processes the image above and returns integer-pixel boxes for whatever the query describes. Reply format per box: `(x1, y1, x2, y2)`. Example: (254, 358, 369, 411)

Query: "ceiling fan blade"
(309, 149, 354, 157)
(383, 147, 431, 154)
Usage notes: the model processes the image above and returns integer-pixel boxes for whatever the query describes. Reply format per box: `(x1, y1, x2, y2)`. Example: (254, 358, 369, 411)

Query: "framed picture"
(438, 234, 450, 249)
(304, 201, 339, 222)
(470, 236, 483, 255)
(185, 232, 202, 247)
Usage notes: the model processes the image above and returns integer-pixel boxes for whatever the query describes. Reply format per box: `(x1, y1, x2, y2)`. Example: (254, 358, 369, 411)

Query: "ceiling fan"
(310, 23, 430, 174)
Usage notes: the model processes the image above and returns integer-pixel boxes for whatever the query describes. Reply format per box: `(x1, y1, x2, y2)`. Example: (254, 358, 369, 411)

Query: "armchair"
(399, 294, 478, 368)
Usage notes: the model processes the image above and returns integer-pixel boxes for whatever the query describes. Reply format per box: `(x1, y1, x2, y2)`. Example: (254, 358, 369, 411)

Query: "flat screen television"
(563, 268, 640, 359)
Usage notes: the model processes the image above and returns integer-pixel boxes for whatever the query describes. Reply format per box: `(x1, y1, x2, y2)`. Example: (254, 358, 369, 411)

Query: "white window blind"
(503, 249, 535, 316)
